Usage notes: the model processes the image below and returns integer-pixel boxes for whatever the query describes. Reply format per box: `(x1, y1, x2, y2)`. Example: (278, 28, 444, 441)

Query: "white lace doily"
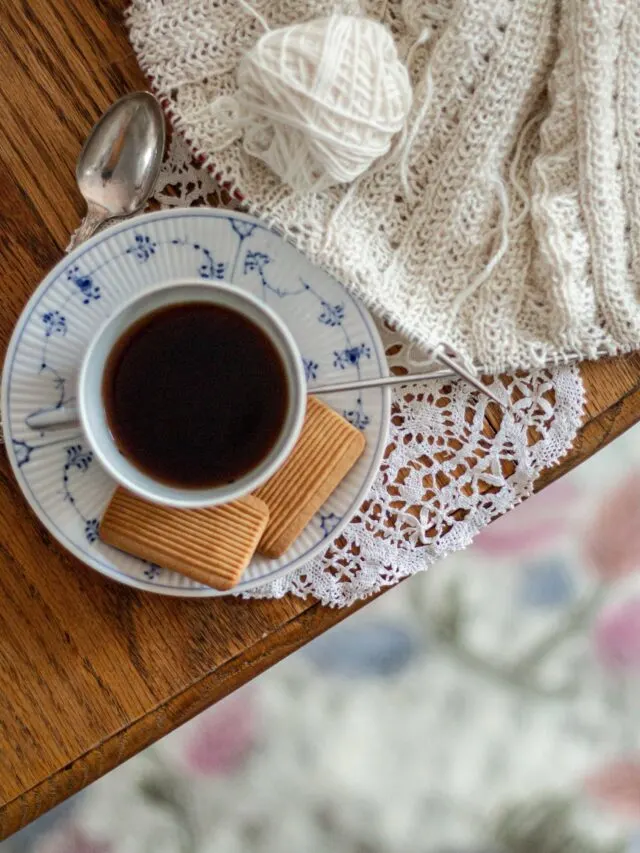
(147, 134, 585, 607)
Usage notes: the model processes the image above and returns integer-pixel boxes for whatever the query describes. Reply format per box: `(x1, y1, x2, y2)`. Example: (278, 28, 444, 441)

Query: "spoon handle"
(67, 203, 109, 252)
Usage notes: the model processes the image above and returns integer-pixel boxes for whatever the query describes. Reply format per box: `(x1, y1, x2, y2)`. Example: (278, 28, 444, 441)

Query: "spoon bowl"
(68, 92, 166, 250)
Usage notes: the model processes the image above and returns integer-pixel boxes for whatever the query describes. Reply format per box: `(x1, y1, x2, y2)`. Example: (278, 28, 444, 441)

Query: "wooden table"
(1, 0, 640, 839)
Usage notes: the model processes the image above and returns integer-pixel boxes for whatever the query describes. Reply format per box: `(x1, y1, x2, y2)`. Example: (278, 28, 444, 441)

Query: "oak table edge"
(536, 362, 640, 491)
(0, 593, 375, 837)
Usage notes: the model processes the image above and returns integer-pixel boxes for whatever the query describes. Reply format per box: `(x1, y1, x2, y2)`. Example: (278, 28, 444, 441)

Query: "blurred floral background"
(5, 425, 640, 853)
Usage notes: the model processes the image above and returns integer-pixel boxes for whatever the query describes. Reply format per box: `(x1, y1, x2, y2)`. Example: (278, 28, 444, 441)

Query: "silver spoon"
(67, 92, 166, 251)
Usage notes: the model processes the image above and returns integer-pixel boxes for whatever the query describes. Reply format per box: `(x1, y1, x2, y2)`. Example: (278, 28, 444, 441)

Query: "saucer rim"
(1, 208, 390, 597)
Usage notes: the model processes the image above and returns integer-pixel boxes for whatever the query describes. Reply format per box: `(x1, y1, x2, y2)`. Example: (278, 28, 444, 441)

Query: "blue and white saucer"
(1, 209, 390, 596)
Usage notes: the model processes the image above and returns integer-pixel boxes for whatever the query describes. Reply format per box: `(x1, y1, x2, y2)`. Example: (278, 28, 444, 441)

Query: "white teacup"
(78, 280, 306, 508)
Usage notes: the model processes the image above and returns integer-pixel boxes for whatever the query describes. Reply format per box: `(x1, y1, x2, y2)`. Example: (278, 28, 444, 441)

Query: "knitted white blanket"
(127, 0, 640, 373)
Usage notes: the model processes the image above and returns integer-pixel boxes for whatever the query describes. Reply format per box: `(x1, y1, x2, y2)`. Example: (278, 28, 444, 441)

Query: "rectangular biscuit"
(100, 489, 269, 590)
(254, 397, 366, 558)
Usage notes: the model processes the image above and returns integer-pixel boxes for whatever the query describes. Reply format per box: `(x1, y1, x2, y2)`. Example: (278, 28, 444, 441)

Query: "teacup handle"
(26, 404, 80, 431)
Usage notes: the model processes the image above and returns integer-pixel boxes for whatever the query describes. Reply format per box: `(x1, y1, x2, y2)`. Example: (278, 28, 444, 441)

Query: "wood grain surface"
(1, 0, 640, 839)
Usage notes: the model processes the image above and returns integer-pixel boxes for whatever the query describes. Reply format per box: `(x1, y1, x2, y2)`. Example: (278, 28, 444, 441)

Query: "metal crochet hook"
(309, 342, 504, 408)
(28, 362, 502, 431)
(310, 363, 504, 406)
(432, 348, 504, 407)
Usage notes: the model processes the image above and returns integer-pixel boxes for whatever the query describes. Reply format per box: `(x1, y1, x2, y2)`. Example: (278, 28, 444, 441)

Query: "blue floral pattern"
(5, 210, 387, 593)
(169, 238, 227, 280)
(318, 301, 345, 327)
(42, 311, 67, 337)
(144, 563, 162, 580)
(343, 398, 370, 431)
(198, 247, 226, 280)
(65, 444, 93, 472)
(229, 218, 257, 241)
(241, 247, 372, 431)
(303, 358, 319, 381)
(127, 233, 157, 261)
(333, 344, 371, 370)
(59, 444, 100, 544)
(85, 519, 100, 543)
(13, 439, 34, 468)
(67, 265, 100, 304)
(319, 512, 341, 536)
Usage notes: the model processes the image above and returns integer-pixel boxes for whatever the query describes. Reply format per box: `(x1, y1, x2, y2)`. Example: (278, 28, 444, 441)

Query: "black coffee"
(103, 302, 289, 488)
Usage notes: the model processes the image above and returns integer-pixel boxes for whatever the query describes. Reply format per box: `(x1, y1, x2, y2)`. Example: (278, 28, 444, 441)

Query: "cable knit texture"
(127, 0, 640, 372)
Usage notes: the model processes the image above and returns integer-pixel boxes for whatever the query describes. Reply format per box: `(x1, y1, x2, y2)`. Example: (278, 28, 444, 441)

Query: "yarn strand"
(399, 1, 452, 202)
(399, 62, 434, 202)
(445, 176, 511, 333)
(508, 109, 546, 230)
(236, 0, 270, 32)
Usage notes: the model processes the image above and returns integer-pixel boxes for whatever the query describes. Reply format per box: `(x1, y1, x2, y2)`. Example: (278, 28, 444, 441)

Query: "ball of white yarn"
(235, 15, 412, 193)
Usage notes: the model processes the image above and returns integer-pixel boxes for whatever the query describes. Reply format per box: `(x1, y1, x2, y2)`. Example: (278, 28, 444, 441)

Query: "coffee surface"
(103, 302, 289, 488)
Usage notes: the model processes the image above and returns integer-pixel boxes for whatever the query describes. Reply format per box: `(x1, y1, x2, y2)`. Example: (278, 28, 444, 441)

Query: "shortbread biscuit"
(255, 397, 365, 557)
(100, 489, 269, 590)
